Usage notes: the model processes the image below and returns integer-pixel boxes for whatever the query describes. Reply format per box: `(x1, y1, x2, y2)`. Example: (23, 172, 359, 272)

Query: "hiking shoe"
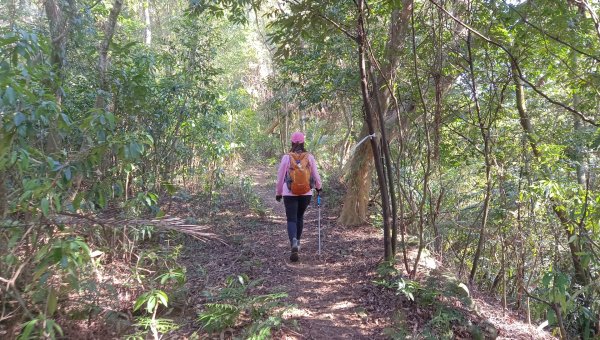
(290, 238, 299, 262)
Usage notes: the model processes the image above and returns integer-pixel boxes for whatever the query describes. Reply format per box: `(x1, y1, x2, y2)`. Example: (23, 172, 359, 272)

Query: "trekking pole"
(317, 193, 321, 256)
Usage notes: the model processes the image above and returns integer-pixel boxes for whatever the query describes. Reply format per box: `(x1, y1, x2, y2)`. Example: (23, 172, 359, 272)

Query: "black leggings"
(283, 195, 312, 244)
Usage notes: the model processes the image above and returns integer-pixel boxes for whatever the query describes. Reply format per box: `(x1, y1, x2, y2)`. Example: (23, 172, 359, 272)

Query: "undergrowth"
(374, 262, 496, 339)
(197, 274, 290, 339)
(239, 176, 267, 217)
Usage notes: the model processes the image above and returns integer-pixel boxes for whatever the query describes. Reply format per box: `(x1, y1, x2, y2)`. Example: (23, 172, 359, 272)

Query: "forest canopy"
(0, 0, 599, 338)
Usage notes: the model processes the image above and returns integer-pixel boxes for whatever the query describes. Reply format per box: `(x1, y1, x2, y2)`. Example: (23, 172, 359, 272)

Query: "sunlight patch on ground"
(283, 307, 314, 318)
(216, 210, 235, 216)
(296, 276, 349, 286)
(329, 300, 356, 311)
(420, 256, 438, 269)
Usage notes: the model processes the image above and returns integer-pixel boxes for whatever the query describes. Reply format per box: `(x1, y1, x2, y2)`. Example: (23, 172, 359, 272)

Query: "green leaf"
(4, 86, 16, 105)
(14, 112, 26, 126)
(97, 191, 106, 208)
(60, 113, 72, 126)
(41, 198, 50, 217)
(156, 290, 169, 307)
(63, 167, 72, 181)
(18, 319, 38, 340)
(72, 193, 83, 211)
(133, 293, 149, 312)
(547, 309, 556, 326)
(47, 289, 58, 316)
(0, 35, 19, 48)
(147, 296, 156, 313)
(104, 112, 115, 127)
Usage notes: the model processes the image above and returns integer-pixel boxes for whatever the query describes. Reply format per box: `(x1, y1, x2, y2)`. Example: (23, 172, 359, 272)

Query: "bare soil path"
(182, 165, 391, 339)
(180, 164, 555, 339)
(242, 166, 387, 339)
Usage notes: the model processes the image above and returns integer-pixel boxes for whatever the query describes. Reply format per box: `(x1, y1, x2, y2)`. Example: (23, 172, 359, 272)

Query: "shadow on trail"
(180, 165, 388, 339)
(239, 166, 387, 339)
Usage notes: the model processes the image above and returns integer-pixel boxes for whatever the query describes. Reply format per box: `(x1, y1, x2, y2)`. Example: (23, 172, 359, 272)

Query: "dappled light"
(1, 0, 599, 339)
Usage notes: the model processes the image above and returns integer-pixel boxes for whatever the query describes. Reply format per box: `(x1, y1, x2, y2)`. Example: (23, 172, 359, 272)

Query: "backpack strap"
(288, 152, 307, 168)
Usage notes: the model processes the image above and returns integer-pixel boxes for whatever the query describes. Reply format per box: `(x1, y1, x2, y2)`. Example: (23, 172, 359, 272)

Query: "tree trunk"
(43, 0, 73, 153)
(339, 124, 373, 226)
(69, 0, 123, 199)
(7, 0, 17, 27)
(143, 0, 152, 46)
(465, 29, 494, 284)
(0, 171, 6, 217)
(512, 61, 591, 287)
(339, 1, 413, 227)
(95, 0, 124, 111)
(357, 0, 393, 260)
(339, 0, 469, 230)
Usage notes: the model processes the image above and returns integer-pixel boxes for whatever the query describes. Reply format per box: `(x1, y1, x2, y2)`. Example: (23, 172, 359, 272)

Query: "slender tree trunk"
(43, 0, 73, 153)
(512, 61, 591, 287)
(143, 0, 152, 46)
(552, 303, 568, 340)
(408, 2, 434, 277)
(502, 236, 507, 313)
(8, 0, 17, 27)
(368, 67, 399, 256)
(68, 0, 123, 199)
(357, 0, 393, 260)
(464, 29, 494, 283)
(339, 1, 414, 227)
(0, 171, 6, 217)
(95, 0, 124, 110)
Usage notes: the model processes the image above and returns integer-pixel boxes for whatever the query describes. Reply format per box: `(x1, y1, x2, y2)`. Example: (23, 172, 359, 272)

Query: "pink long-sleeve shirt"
(276, 153, 322, 196)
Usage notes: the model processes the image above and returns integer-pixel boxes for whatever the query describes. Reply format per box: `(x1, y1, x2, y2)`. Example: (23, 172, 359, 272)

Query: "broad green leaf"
(14, 112, 26, 126)
(147, 296, 156, 313)
(156, 290, 169, 307)
(18, 319, 38, 340)
(4, 86, 16, 105)
(63, 167, 72, 181)
(41, 198, 50, 217)
(133, 293, 149, 312)
(47, 289, 58, 316)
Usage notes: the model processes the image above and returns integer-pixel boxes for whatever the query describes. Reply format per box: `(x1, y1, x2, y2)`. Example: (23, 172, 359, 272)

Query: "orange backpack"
(287, 152, 312, 195)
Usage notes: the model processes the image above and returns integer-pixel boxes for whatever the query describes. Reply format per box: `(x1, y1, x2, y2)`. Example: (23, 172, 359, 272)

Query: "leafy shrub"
(197, 274, 288, 339)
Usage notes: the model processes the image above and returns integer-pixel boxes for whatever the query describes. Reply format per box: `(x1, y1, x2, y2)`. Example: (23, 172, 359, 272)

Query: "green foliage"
(18, 315, 63, 340)
(198, 274, 288, 338)
(134, 289, 169, 315)
(2, 0, 600, 337)
(531, 269, 598, 337)
(131, 261, 187, 338)
(373, 262, 420, 301)
(239, 176, 266, 216)
(1, 0, 269, 335)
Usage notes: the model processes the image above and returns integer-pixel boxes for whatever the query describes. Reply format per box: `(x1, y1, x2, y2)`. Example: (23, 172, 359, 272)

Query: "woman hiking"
(275, 132, 322, 262)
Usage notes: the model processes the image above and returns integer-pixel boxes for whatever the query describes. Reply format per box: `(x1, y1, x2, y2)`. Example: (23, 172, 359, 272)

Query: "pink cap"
(290, 131, 305, 143)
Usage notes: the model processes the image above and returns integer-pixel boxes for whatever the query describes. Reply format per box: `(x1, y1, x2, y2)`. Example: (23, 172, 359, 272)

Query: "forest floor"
(173, 164, 556, 339)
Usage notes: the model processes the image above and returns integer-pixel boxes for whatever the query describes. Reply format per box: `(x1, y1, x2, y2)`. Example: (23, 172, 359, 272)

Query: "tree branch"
(318, 13, 358, 42)
(429, 0, 599, 127)
(506, 2, 600, 63)
(575, 0, 600, 42)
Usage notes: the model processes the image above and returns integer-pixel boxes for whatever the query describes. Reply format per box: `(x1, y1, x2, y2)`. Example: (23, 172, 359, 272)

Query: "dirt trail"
(238, 166, 387, 339)
(182, 165, 553, 339)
